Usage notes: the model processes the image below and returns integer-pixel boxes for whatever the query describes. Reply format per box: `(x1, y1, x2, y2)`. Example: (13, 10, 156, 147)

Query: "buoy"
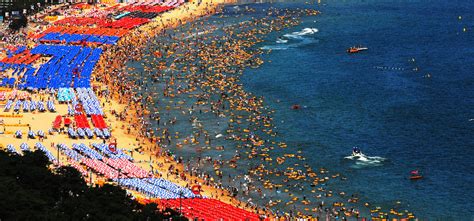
(291, 104, 301, 110)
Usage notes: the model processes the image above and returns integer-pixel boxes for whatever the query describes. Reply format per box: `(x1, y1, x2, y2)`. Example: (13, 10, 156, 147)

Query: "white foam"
(260, 45, 289, 50)
(283, 28, 318, 39)
(276, 39, 288, 44)
(262, 28, 318, 50)
(345, 153, 386, 168)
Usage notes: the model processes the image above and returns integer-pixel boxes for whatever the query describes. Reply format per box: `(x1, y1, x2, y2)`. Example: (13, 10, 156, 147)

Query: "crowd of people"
(89, 2, 409, 219)
(0, 0, 418, 219)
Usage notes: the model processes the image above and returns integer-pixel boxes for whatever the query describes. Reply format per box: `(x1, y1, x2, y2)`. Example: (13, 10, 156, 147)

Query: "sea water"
(127, 0, 474, 219)
(240, 0, 474, 219)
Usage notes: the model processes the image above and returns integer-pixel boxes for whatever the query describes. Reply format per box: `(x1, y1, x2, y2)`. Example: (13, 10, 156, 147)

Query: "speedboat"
(347, 46, 368, 54)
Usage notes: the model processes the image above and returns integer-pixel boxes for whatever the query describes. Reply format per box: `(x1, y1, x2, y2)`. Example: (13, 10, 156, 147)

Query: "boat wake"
(283, 28, 319, 39)
(344, 153, 386, 168)
(261, 28, 318, 50)
(276, 38, 288, 44)
(260, 45, 290, 50)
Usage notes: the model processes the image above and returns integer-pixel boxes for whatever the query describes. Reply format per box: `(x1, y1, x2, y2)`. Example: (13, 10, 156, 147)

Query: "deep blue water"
(240, 0, 474, 219)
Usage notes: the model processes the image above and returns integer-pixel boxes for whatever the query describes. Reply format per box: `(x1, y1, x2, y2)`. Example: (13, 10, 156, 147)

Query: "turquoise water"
(127, 0, 474, 219)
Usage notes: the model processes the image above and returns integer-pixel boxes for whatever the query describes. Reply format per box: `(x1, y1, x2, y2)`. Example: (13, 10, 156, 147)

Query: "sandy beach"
(0, 1, 363, 219)
(0, 0, 270, 217)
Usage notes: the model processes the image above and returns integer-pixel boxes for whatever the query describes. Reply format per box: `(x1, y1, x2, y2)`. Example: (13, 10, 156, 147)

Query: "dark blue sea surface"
(240, 0, 474, 219)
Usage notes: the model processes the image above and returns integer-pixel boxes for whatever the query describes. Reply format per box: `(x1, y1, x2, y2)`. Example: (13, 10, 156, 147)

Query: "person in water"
(352, 147, 361, 155)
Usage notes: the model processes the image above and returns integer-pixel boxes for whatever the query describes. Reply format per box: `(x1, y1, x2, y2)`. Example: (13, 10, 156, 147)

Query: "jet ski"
(352, 146, 364, 158)
(345, 147, 386, 167)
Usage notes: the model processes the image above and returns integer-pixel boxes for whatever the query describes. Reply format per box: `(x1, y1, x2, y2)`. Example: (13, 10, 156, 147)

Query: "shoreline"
(0, 0, 424, 220)
(81, 0, 274, 216)
(1, 2, 361, 219)
(0, 0, 270, 217)
(93, 4, 330, 219)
